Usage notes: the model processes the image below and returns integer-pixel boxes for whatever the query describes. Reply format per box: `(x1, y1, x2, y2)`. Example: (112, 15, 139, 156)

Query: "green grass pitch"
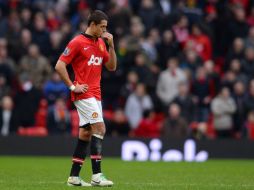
(0, 156, 254, 190)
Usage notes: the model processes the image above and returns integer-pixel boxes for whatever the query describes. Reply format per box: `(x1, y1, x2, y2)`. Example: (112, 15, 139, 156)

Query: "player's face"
(94, 20, 107, 37)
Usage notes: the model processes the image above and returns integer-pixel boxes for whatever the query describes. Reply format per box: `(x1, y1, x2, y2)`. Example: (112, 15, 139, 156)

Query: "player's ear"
(90, 21, 96, 27)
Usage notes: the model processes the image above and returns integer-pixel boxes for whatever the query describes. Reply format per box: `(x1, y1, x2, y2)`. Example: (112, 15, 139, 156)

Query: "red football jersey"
(59, 34, 109, 101)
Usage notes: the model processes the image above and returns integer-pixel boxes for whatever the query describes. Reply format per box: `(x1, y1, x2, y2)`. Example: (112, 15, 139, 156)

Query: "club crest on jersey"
(88, 54, 103, 66)
(63, 47, 70, 56)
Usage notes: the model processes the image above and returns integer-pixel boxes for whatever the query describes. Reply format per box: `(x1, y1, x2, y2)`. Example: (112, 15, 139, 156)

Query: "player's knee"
(94, 128, 105, 136)
(91, 123, 106, 136)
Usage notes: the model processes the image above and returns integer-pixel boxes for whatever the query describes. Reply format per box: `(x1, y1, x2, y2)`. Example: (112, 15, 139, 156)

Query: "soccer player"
(55, 10, 117, 187)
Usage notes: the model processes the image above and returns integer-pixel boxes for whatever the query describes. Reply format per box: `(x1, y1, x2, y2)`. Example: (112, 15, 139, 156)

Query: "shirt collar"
(81, 32, 98, 41)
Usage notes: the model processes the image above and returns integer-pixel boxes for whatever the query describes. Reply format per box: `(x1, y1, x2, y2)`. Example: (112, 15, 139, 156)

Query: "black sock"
(90, 135, 103, 174)
(70, 139, 89, 176)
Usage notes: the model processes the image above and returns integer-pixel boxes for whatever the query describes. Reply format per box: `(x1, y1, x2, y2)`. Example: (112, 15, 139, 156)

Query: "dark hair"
(87, 10, 108, 26)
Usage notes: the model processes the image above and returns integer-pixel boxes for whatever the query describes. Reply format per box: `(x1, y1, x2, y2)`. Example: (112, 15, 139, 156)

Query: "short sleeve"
(59, 39, 79, 65)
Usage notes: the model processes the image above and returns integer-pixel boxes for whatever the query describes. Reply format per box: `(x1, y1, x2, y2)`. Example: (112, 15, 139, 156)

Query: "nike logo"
(68, 182, 82, 186)
(91, 180, 100, 184)
(84, 47, 90, 50)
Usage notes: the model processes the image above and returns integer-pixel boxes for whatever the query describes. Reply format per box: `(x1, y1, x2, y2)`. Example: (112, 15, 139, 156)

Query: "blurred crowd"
(1, 0, 254, 139)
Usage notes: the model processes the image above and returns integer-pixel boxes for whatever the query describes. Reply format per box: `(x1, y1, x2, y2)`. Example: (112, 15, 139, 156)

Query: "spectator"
(232, 81, 247, 137)
(15, 28, 33, 62)
(141, 34, 158, 63)
(106, 108, 130, 137)
(48, 31, 64, 67)
(192, 66, 212, 122)
(221, 70, 237, 91)
(172, 15, 189, 45)
(32, 12, 51, 56)
(242, 46, 254, 80)
(134, 109, 161, 138)
(46, 8, 60, 31)
(14, 74, 42, 128)
(43, 71, 69, 105)
(204, 60, 221, 96)
(161, 103, 189, 139)
(180, 50, 202, 75)
(120, 71, 139, 105)
(131, 52, 156, 89)
(157, 29, 180, 69)
(19, 44, 52, 89)
(244, 26, 254, 48)
(107, 2, 131, 38)
(243, 79, 254, 120)
(0, 96, 17, 136)
(0, 75, 11, 99)
(156, 57, 187, 108)
(211, 86, 236, 138)
(138, 0, 160, 34)
(0, 38, 16, 86)
(228, 59, 248, 85)
(47, 98, 71, 135)
(246, 110, 254, 139)
(227, 5, 249, 45)
(125, 16, 144, 52)
(125, 83, 153, 129)
(225, 38, 245, 71)
(20, 7, 33, 30)
(4, 10, 22, 62)
(184, 23, 212, 61)
(173, 82, 197, 122)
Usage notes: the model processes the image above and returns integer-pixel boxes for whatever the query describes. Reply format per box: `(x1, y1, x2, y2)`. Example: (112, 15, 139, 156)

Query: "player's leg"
(90, 122, 104, 175)
(90, 122, 113, 186)
(89, 100, 113, 186)
(70, 126, 91, 176)
(67, 100, 93, 186)
(71, 98, 113, 186)
(67, 125, 92, 186)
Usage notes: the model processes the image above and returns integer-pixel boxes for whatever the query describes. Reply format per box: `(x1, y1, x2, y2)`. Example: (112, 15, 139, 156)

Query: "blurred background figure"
(133, 109, 161, 138)
(161, 103, 188, 139)
(106, 108, 130, 137)
(119, 71, 139, 106)
(47, 98, 71, 135)
(172, 82, 197, 123)
(125, 83, 153, 129)
(232, 81, 247, 138)
(43, 72, 69, 105)
(211, 87, 236, 138)
(246, 110, 254, 140)
(0, 96, 16, 136)
(14, 74, 42, 128)
(18, 44, 52, 89)
(192, 66, 212, 122)
(156, 57, 187, 110)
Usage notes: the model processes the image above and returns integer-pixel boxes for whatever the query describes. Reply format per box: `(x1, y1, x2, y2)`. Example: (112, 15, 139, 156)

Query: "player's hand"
(101, 32, 114, 48)
(73, 83, 89, 93)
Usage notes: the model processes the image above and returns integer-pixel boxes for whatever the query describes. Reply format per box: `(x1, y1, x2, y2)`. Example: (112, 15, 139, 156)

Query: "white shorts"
(74, 97, 104, 126)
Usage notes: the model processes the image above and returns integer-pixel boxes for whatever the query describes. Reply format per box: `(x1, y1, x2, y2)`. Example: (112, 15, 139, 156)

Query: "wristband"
(69, 85, 76, 91)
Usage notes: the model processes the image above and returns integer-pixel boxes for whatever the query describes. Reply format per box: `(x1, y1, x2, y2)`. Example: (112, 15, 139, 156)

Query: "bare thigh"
(90, 122, 106, 136)
(79, 126, 92, 141)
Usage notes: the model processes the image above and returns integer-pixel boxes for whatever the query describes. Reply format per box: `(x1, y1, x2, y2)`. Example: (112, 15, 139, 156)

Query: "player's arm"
(102, 32, 117, 71)
(55, 60, 88, 93)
